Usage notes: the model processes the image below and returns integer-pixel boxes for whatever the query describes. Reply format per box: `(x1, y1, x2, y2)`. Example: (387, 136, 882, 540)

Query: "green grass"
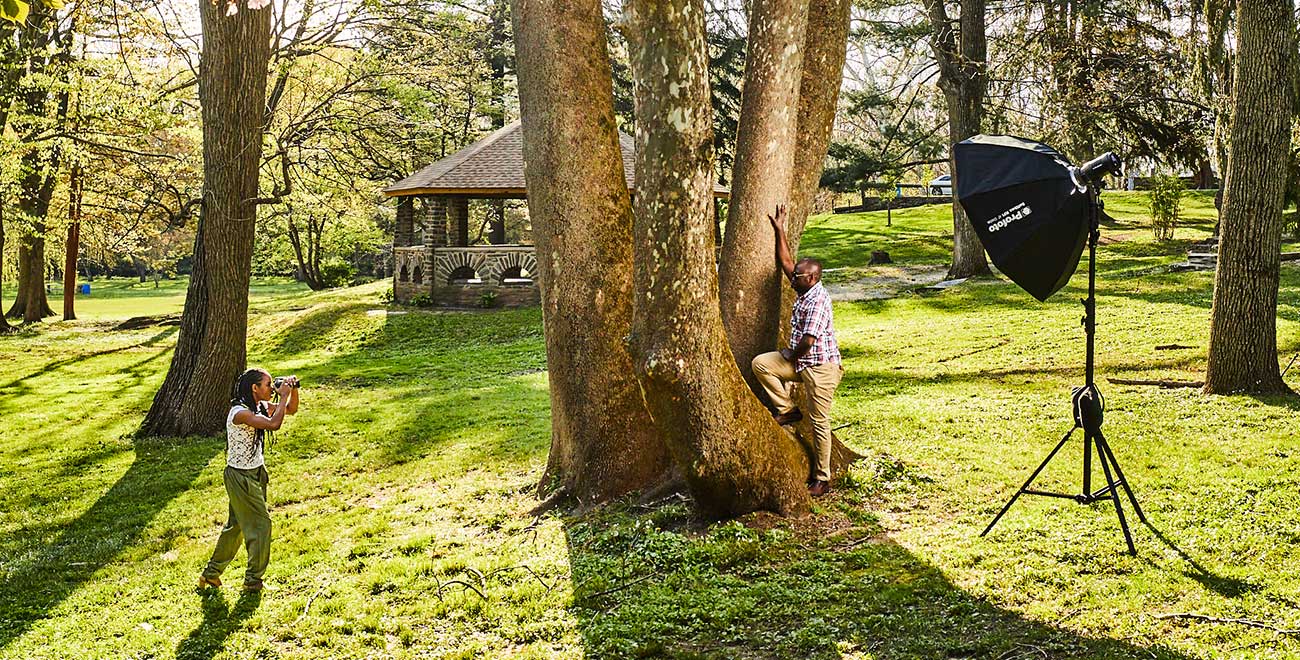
(4, 192, 1300, 658)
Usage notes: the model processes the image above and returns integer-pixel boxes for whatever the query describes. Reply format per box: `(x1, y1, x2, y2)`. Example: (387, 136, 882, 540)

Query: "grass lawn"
(4, 191, 1300, 658)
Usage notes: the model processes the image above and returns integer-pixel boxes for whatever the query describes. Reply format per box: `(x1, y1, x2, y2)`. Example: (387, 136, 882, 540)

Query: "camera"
(273, 377, 301, 389)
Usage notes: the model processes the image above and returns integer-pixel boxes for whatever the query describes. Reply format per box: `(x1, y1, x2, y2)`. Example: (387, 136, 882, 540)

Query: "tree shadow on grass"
(0, 435, 221, 652)
(0, 326, 176, 398)
(174, 590, 262, 660)
(564, 507, 1198, 659)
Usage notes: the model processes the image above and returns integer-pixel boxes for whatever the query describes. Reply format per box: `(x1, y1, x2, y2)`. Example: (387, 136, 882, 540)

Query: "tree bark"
(6, 3, 59, 323)
(14, 154, 57, 323)
(140, 0, 272, 437)
(777, 0, 852, 345)
(512, 0, 672, 505)
(0, 200, 10, 334)
(926, 0, 991, 279)
(1203, 0, 1294, 394)
(627, 0, 811, 519)
(63, 165, 80, 321)
(717, 0, 808, 391)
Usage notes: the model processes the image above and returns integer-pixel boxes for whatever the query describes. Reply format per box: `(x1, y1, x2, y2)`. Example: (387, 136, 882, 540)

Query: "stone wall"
(392, 245, 540, 308)
(833, 196, 950, 214)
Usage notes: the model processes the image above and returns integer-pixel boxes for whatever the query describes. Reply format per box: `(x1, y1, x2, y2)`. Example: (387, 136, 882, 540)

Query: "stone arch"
(412, 265, 423, 285)
(436, 250, 489, 284)
(490, 251, 538, 284)
(398, 262, 409, 282)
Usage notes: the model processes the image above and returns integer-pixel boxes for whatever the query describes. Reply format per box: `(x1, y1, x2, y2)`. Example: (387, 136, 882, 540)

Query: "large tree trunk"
(6, 4, 58, 323)
(140, 0, 272, 437)
(14, 154, 57, 323)
(717, 0, 808, 391)
(627, 0, 811, 519)
(777, 0, 852, 345)
(512, 0, 671, 505)
(1203, 0, 1293, 395)
(927, 0, 991, 279)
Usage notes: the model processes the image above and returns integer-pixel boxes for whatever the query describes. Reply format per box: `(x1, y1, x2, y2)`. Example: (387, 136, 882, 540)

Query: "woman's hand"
(276, 379, 293, 400)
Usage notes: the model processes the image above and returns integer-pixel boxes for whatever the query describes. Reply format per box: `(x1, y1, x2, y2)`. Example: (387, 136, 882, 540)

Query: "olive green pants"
(752, 352, 843, 482)
(202, 465, 271, 586)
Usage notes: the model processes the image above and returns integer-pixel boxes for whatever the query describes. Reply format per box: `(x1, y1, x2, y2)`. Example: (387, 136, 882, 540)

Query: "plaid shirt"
(789, 282, 840, 372)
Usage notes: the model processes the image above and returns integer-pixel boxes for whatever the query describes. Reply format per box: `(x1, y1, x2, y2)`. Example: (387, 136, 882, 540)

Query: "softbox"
(953, 135, 1090, 302)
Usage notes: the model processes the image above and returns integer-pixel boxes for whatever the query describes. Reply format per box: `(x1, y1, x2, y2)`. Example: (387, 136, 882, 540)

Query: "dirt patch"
(823, 264, 950, 302)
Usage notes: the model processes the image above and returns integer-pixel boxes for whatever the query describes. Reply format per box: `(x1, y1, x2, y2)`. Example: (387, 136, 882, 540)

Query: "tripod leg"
(982, 426, 1077, 537)
(1096, 434, 1147, 524)
(1094, 429, 1136, 555)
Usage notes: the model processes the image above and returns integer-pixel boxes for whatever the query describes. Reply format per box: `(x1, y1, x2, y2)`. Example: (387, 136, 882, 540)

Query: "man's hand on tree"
(767, 204, 788, 234)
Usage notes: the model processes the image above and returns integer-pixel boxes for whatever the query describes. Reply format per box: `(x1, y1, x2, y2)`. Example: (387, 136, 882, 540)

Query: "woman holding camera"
(198, 368, 299, 592)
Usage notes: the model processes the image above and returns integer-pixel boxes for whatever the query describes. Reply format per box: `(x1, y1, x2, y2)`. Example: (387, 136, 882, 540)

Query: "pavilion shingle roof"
(383, 121, 728, 197)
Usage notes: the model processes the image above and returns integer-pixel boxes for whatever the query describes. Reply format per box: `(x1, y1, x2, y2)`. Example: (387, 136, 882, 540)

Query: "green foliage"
(1148, 174, 1185, 240)
(1, 0, 28, 23)
(478, 289, 499, 309)
(318, 259, 356, 289)
(409, 292, 432, 308)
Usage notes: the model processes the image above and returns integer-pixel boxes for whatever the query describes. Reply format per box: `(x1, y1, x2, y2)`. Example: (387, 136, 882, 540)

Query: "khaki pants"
(752, 351, 843, 481)
(203, 465, 271, 586)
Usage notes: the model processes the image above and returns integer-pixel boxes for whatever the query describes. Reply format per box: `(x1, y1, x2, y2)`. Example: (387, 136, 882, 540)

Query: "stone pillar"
(395, 197, 414, 247)
(489, 200, 506, 245)
(422, 197, 448, 248)
(423, 198, 445, 291)
(449, 196, 470, 246)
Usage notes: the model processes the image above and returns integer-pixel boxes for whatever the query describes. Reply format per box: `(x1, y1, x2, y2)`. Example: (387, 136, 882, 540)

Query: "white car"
(928, 175, 953, 196)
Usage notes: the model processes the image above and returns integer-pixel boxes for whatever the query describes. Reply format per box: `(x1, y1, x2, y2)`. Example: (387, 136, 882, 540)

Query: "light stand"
(980, 161, 1147, 555)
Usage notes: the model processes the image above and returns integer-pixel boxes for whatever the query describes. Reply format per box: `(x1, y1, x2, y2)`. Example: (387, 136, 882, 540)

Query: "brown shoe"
(773, 408, 803, 425)
(242, 580, 264, 593)
(197, 575, 222, 589)
(808, 480, 831, 497)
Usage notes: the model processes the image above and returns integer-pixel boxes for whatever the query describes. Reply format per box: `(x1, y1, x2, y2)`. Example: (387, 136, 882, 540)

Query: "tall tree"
(1203, 0, 1294, 394)
(626, 0, 812, 518)
(140, 0, 273, 437)
(6, 0, 64, 322)
(511, 0, 671, 505)
(717, 0, 808, 389)
(925, 0, 990, 279)
(778, 0, 853, 345)
(63, 164, 80, 320)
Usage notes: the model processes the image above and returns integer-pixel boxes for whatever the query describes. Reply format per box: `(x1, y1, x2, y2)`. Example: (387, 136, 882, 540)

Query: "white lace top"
(226, 404, 266, 469)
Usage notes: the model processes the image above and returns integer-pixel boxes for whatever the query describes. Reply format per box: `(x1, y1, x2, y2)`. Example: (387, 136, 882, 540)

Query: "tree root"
(1155, 612, 1300, 635)
(1108, 377, 1204, 389)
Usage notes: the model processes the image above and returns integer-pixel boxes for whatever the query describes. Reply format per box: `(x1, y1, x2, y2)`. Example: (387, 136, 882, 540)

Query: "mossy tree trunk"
(512, 0, 672, 505)
(626, 0, 811, 518)
(1203, 0, 1294, 394)
(717, 0, 808, 392)
(141, 0, 272, 437)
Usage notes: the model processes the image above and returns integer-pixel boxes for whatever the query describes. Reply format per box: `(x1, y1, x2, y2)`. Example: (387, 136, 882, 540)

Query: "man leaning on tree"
(752, 204, 844, 497)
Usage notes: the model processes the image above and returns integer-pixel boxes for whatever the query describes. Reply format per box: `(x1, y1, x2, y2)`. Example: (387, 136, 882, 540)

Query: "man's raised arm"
(768, 204, 795, 280)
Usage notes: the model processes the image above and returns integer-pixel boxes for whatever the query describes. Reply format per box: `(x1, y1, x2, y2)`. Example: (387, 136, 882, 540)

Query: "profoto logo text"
(987, 202, 1032, 232)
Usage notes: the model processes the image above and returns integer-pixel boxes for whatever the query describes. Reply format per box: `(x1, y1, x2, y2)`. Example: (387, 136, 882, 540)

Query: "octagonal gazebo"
(384, 120, 727, 307)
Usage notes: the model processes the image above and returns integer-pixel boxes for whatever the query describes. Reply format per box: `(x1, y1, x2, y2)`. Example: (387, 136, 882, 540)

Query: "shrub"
(318, 259, 356, 288)
(410, 293, 433, 308)
(1149, 174, 1184, 241)
(478, 290, 499, 309)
